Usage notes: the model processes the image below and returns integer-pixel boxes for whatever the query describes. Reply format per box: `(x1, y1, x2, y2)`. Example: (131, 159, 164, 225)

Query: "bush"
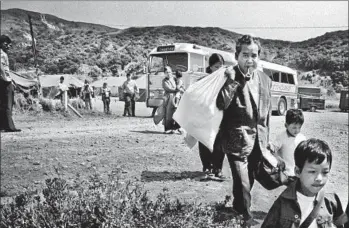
(0, 169, 244, 228)
(39, 98, 63, 112)
(69, 98, 85, 109)
(14, 93, 43, 113)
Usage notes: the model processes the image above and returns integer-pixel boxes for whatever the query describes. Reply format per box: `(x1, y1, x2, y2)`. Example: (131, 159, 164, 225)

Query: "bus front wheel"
(277, 98, 287, 116)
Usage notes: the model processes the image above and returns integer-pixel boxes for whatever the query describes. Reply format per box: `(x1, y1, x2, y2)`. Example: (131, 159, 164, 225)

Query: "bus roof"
(149, 43, 236, 65)
(259, 60, 297, 75)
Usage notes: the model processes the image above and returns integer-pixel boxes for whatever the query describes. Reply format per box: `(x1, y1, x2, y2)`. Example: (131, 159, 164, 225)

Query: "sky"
(1, 1, 348, 42)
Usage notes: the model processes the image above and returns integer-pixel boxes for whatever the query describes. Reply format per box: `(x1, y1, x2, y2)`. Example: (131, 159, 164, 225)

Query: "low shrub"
(14, 93, 43, 113)
(69, 98, 85, 109)
(0, 169, 243, 228)
(39, 98, 64, 112)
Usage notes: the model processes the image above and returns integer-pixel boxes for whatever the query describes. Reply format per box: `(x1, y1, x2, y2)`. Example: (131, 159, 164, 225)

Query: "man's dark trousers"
(0, 81, 16, 130)
(124, 93, 135, 116)
(226, 138, 260, 220)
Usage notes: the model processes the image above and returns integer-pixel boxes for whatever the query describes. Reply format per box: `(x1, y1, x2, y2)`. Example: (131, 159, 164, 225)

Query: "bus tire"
(277, 98, 287, 116)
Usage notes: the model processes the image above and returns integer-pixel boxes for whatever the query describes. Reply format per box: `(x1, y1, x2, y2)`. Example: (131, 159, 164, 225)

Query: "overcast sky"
(1, 1, 348, 42)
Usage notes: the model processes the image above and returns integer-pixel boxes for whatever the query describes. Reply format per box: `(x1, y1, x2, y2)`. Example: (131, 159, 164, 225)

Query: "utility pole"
(28, 14, 42, 97)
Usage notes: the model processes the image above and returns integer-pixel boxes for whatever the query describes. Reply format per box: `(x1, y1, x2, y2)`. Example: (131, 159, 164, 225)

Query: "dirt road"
(1, 98, 348, 227)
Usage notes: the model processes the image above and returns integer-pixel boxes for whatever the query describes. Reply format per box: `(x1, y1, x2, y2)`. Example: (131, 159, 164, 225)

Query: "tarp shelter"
(10, 70, 38, 93)
(39, 74, 84, 98)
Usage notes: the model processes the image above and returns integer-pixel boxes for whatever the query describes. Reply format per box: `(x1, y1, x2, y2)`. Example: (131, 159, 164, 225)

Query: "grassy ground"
(1, 97, 348, 227)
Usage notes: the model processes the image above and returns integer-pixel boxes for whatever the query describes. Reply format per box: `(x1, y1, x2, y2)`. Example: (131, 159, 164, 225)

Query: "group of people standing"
(159, 34, 348, 228)
(55, 73, 139, 116)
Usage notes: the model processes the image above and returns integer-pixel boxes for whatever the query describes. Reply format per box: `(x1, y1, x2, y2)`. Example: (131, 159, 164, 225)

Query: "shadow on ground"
(130, 130, 164, 135)
(141, 170, 204, 182)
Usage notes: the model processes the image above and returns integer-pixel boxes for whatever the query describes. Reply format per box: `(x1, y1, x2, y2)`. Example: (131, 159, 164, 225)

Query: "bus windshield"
(149, 53, 188, 73)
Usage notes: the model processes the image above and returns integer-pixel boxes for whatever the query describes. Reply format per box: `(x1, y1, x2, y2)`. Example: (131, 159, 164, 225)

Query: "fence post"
(63, 90, 68, 110)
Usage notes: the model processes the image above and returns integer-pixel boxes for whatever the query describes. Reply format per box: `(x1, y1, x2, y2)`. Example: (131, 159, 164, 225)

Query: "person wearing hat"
(0, 35, 21, 132)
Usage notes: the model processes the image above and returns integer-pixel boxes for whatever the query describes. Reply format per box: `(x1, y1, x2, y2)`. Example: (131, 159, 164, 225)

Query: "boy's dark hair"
(294, 138, 332, 171)
(286, 109, 304, 125)
(0, 35, 12, 45)
(175, 70, 182, 78)
(235, 35, 262, 59)
(103, 82, 107, 86)
(209, 53, 225, 67)
(60, 76, 64, 81)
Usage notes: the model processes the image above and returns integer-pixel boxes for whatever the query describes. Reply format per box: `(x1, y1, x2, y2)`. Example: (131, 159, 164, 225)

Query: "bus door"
(147, 53, 188, 108)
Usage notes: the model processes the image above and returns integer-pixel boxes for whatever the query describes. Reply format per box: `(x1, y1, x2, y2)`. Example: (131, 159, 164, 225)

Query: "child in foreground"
(268, 109, 306, 184)
(262, 138, 345, 228)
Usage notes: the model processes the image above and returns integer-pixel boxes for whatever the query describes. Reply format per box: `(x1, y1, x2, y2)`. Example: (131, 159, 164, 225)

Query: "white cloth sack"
(173, 67, 227, 151)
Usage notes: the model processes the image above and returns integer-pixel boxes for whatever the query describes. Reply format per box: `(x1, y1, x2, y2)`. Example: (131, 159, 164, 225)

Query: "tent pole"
(28, 14, 42, 98)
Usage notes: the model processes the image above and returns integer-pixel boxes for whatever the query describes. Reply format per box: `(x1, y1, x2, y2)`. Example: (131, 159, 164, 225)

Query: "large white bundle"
(173, 67, 227, 151)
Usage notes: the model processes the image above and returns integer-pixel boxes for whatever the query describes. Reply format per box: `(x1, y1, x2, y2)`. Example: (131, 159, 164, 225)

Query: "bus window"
(150, 56, 164, 73)
(281, 73, 288, 83)
(273, 72, 280, 82)
(263, 68, 273, 80)
(190, 53, 204, 72)
(149, 53, 188, 73)
(287, 74, 295, 84)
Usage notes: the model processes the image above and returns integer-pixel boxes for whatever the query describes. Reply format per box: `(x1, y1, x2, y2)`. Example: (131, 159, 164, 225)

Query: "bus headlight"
(149, 92, 155, 98)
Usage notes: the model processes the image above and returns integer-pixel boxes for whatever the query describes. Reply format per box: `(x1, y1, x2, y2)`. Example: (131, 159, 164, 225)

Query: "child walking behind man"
(268, 109, 306, 184)
(262, 138, 345, 228)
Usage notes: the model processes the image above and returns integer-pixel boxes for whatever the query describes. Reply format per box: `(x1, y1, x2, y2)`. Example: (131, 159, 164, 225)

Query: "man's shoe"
(200, 169, 213, 181)
(212, 170, 228, 181)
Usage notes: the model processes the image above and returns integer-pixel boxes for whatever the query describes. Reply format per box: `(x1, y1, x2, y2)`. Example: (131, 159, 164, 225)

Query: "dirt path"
(1, 99, 348, 227)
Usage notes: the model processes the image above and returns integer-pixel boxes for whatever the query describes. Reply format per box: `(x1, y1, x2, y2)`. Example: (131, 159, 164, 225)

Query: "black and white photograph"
(1, 1, 348, 227)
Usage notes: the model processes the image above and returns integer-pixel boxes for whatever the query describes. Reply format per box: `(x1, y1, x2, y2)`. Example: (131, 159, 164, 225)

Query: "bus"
(258, 61, 298, 115)
(146, 43, 298, 116)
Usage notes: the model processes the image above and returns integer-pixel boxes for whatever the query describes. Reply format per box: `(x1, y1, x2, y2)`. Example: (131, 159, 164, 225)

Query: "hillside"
(1, 8, 348, 86)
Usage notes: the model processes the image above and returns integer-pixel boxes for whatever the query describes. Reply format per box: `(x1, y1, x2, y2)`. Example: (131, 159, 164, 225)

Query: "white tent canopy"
(39, 74, 84, 88)
(91, 75, 146, 88)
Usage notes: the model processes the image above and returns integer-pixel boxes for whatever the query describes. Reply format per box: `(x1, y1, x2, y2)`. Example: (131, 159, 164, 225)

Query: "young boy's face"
(285, 123, 302, 137)
(210, 62, 223, 73)
(295, 158, 330, 197)
(237, 43, 259, 75)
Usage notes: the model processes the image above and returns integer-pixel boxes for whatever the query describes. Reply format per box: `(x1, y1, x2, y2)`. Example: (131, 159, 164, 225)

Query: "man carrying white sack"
(215, 35, 273, 226)
(174, 35, 273, 227)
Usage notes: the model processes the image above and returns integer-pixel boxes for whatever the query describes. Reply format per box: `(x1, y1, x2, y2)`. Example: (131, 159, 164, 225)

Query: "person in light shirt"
(122, 73, 138, 117)
(268, 109, 307, 184)
(262, 138, 345, 228)
(0, 35, 21, 132)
